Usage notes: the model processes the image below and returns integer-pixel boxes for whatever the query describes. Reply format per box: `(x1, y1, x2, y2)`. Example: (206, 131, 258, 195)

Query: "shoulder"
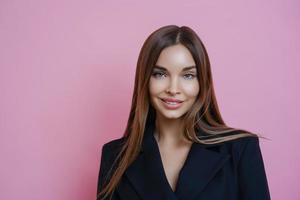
(102, 136, 127, 150)
(100, 136, 127, 160)
(230, 135, 260, 149)
(224, 135, 262, 165)
(232, 135, 259, 153)
(203, 134, 260, 165)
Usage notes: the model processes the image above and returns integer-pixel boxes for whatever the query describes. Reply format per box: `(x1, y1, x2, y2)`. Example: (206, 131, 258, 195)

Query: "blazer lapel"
(174, 140, 231, 200)
(121, 119, 231, 200)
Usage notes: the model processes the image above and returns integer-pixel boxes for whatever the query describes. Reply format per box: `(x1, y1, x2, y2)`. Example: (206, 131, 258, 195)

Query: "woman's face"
(149, 43, 199, 120)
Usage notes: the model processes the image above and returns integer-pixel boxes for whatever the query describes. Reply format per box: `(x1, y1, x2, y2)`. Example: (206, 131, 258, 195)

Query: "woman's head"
(149, 43, 199, 120)
(98, 25, 262, 200)
(132, 25, 216, 131)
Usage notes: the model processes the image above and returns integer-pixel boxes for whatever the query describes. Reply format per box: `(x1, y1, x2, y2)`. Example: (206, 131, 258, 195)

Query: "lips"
(160, 98, 184, 110)
(161, 98, 183, 103)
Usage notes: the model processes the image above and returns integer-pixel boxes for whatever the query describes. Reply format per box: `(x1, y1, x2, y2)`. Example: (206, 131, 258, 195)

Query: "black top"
(97, 121, 271, 200)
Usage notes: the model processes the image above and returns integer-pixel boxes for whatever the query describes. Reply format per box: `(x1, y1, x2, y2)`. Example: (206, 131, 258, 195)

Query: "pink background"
(1, 0, 299, 199)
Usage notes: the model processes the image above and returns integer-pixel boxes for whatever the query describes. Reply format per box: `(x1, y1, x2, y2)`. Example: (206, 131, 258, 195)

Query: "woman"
(97, 25, 271, 200)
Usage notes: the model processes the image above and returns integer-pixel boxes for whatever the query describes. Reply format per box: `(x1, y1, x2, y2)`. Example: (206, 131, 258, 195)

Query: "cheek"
(149, 78, 165, 95)
(182, 81, 199, 97)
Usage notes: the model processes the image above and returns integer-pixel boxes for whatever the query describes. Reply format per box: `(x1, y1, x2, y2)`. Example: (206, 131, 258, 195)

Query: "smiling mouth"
(160, 98, 184, 109)
(160, 98, 184, 103)
(162, 100, 182, 105)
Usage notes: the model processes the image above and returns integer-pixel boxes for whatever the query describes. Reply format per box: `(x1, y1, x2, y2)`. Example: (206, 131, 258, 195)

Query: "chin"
(157, 109, 187, 119)
(164, 114, 183, 119)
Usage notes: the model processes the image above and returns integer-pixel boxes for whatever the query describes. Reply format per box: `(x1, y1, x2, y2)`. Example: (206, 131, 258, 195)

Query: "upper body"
(97, 26, 271, 200)
(97, 125, 271, 200)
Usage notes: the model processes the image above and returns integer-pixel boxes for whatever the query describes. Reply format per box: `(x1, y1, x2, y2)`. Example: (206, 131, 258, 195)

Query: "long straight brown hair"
(98, 25, 269, 199)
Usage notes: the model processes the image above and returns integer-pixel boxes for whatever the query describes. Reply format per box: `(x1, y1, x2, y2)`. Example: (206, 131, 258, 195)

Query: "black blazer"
(97, 121, 271, 200)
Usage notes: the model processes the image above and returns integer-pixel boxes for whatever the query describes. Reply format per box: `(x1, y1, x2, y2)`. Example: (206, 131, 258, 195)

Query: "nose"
(166, 77, 180, 95)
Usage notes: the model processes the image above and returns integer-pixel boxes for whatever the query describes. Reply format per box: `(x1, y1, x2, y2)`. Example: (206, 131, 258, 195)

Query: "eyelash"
(152, 72, 196, 80)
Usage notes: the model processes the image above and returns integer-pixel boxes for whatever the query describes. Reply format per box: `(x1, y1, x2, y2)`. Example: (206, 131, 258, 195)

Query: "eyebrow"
(153, 65, 196, 72)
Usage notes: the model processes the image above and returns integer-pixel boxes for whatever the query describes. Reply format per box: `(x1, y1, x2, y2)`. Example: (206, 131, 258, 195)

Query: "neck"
(154, 113, 190, 147)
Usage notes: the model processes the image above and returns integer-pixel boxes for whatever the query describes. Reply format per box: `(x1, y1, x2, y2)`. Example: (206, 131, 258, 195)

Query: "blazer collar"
(120, 119, 231, 200)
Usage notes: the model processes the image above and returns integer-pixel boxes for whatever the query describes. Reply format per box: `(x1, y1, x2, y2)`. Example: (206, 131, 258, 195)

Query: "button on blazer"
(97, 121, 271, 200)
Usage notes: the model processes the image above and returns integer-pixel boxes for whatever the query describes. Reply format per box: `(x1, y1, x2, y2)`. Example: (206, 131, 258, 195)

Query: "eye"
(152, 72, 196, 80)
(152, 72, 166, 78)
(183, 73, 196, 80)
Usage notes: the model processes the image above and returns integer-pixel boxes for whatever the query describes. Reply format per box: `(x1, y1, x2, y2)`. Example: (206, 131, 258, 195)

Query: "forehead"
(154, 44, 196, 71)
